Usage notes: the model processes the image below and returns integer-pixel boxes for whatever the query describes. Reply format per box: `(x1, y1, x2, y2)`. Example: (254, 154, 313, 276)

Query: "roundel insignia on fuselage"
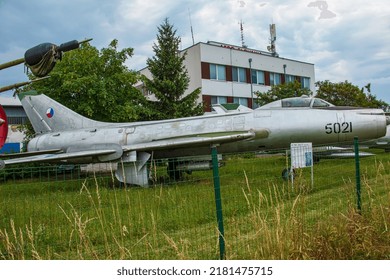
(46, 108, 54, 118)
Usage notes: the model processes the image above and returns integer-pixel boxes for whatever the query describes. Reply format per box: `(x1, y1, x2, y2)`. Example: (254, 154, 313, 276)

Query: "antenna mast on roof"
(240, 20, 247, 48)
(188, 8, 195, 45)
(267, 23, 278, 57)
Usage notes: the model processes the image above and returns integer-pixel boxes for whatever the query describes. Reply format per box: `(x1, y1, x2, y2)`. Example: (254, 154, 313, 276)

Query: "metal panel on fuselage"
(258, 108, 337, 147)
(260, 107, 383, 148)
(125, 112, 239, 146)
(29, 126, 125, 152)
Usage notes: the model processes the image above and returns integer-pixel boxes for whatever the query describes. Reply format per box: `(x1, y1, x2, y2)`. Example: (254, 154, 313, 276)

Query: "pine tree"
(144, 18, 203, 120)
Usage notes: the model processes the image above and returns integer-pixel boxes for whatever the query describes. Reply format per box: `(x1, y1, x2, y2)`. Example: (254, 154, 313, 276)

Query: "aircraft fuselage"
(27, 106, 386, 162)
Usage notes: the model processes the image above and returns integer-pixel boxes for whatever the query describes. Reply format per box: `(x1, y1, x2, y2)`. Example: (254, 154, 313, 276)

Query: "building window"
(232, 67, 247, 83)
(251, 70, 265, 85)
(210, 64, 226, 81)
(7, 116, 28, 125)
(233, 97, 248, 107)
(285, 75, 295, 84)
(270, 73, 281, 86)
(211, 96, 228, 104)
(301, 77, 310, 89)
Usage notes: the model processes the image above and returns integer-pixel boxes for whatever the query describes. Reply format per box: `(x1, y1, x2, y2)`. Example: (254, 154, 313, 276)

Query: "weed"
(0, 151, 389, 259)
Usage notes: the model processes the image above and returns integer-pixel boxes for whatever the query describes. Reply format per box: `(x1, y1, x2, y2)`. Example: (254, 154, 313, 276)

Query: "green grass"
(0, 150, 389, 259)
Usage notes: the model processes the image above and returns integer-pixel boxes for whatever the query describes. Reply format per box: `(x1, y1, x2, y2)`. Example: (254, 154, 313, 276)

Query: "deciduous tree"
(255, 80, 312, 107)
(28, 40, 152, 122)
(315, 80, 388, 108)
(255, 80, 388, 109)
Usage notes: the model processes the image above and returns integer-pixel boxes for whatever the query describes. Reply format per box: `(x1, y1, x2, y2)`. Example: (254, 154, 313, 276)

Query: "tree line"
(256, 80, 388, 109)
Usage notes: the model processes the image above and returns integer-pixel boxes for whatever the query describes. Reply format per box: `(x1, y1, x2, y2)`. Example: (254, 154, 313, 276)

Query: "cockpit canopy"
(258, 95, 334, 109)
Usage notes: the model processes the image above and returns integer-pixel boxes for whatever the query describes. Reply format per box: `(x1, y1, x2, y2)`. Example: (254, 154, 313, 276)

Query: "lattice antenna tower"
(240, 20, 247, 48)
(267, 23, 278, 57)
(188, 8, 195, 45)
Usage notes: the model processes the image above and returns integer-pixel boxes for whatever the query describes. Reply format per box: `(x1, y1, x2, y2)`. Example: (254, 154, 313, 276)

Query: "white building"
(140, 41, 315, 111)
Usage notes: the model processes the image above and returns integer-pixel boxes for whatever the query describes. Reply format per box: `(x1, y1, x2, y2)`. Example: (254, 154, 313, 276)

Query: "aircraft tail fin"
(0, 104, 8, 149)
(18, 91, 106, 134)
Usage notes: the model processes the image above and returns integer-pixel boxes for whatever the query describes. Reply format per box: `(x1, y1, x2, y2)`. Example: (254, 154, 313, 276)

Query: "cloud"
(117, 0, 176, 28)
(1, 0, 389, 103)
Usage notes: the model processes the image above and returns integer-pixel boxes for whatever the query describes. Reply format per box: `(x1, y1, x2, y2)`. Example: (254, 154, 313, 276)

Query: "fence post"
(211, 145, 225, 260)
(354, 136, 362, 213)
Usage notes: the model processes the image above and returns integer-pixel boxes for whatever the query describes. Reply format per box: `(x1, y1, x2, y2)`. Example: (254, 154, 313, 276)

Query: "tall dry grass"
(0, 154, 389, 260)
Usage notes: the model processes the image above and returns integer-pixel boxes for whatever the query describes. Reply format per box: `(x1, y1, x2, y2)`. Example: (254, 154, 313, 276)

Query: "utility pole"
(249, 58, 253, 108)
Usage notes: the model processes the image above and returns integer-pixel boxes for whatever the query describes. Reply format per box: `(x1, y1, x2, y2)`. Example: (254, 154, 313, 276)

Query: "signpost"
(290, 143, 314, 188)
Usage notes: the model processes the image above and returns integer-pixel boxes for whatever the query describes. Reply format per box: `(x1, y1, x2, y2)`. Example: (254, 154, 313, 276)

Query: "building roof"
(0, 96, 22, 107)
(201, 41, 314, 66)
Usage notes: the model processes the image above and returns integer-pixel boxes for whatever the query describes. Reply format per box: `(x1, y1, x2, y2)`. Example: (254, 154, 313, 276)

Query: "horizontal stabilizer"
(0, 149, 62, 158)
(0, 149, 117, 169)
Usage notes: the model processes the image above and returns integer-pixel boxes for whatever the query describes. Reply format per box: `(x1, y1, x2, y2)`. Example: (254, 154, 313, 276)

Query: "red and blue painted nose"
(0, 105, 8, 150)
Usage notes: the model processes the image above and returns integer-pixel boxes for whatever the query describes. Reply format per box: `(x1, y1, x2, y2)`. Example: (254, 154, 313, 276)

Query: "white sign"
(291, 143, 313, 168)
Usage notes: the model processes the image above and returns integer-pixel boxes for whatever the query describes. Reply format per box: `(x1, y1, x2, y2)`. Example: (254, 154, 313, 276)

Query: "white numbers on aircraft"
(325, 122, 353, 134)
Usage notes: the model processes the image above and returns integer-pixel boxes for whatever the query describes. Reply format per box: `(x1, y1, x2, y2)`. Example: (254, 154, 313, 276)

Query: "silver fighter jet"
(0, 92, 388, 186)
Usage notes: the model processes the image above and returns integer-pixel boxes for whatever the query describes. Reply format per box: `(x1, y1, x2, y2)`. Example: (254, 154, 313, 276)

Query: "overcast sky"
(1, 0, 389, 103)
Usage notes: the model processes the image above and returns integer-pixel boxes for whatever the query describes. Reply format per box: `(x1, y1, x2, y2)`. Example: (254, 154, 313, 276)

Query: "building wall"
(183, 43, 202, 101)
(0, 97, 27, 153)
(140, 41, 316, 112)
(197, 42, 315, 89)
(0, 97, 28, 125)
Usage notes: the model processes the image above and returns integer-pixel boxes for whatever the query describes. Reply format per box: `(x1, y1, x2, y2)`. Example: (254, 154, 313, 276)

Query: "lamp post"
(248, 58, 253, 108)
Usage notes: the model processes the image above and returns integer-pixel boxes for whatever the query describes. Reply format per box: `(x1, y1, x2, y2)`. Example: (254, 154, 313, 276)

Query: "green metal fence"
(0, 144, 389, 260)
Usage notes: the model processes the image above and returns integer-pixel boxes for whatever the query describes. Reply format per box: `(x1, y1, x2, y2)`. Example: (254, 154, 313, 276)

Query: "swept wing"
(0, 130, 263, 168)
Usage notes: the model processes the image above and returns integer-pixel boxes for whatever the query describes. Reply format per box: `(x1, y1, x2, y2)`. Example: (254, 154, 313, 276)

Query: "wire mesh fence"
(0, 145, 389, 260)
